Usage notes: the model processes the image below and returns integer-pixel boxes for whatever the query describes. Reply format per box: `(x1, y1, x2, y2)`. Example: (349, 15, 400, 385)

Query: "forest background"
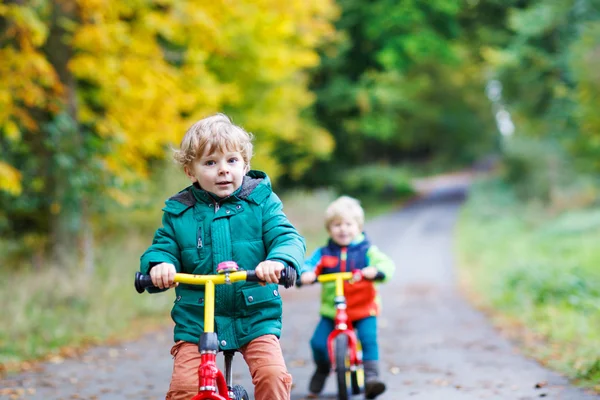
(0, 0, 599, 391)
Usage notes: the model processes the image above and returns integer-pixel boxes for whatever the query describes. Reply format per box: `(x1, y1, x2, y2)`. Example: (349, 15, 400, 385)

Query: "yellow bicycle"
(300, 270, 384, 400)
(135, 261, 296, 400)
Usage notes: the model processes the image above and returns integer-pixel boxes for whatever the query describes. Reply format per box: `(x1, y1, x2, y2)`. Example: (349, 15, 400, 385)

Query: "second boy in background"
(300, 195, 395, 399)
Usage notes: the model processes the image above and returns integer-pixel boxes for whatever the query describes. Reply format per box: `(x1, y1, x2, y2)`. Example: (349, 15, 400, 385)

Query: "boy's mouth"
(216, 181, 232, 186)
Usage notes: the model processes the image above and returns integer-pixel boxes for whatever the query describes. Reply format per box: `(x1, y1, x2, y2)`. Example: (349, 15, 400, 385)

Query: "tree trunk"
(81, 199, 95, 275)
(44, 0, 85, 268)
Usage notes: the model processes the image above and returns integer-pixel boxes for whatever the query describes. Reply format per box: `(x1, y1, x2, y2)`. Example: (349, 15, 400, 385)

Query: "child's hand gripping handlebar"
(135, 264, 297, 293)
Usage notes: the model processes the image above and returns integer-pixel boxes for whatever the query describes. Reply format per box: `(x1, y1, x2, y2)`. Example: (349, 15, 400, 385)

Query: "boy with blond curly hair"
(140, 113, 305, 400)
(300, 195, 395, 399)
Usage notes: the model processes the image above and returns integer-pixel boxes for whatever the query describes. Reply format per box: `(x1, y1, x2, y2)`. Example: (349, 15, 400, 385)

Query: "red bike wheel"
(334, 334, 350, 400)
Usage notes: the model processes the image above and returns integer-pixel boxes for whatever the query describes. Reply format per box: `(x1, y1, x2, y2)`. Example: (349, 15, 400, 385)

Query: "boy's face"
(327, 217, 361, 246)
(185, 148, 247, 198)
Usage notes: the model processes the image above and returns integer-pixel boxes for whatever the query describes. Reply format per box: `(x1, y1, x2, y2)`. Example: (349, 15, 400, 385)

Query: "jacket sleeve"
(262, 192, 306, 275)
(140, 212, 182, 276)
(367, 245, 395, 283)
(302, 248, 323, 274)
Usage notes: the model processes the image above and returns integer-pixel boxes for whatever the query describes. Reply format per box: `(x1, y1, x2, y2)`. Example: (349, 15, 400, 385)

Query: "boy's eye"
(205, 160, 216, 166)
(228, 157, 239, 163)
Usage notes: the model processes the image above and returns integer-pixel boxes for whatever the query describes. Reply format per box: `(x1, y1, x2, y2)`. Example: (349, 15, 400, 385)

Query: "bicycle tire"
(231, 384, 250, 400)
(334, 334, 350, 400)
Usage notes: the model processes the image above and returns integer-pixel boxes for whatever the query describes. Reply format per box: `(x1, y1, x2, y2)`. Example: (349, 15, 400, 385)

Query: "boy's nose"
(218, 162, 229, 174)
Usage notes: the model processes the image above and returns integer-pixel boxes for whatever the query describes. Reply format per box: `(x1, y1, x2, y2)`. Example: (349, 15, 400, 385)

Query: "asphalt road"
(2, 183, 598, 400)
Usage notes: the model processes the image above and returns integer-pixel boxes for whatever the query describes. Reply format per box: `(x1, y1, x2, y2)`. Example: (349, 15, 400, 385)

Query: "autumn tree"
(0, 0, 337, 267)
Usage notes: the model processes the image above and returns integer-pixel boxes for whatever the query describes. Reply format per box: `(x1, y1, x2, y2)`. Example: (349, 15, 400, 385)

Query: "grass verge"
(455, 177, 600, 392)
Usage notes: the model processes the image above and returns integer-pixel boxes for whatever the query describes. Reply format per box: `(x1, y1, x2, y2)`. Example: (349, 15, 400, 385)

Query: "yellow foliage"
(70, 0, 336, 180)
(0, 162, 22, 196)
(0, 4, 62, 139)
(2, 0, 337, 192)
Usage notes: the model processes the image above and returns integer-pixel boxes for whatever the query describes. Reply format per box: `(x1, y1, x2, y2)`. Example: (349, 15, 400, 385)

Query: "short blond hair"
(325, 195, 365, 230)
(173, 113, 254, 167)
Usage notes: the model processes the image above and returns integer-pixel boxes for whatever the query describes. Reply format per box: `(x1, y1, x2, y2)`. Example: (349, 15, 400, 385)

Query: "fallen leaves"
(0, 387, 36, 399)
(535, 381, 548, 389)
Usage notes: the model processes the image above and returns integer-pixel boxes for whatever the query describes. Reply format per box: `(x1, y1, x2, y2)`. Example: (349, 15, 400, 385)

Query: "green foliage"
(499, 135, 600, 209)
(500, 137, 564, 201)
(456, 177, 600, 390)
(479, 0, 600, 173)
(569, 20, 600, 169)
(578, 359, 600, 382)
(336, 165, 415, 201)
(502, 264, 599, 311)
(305, 0, 498, 185)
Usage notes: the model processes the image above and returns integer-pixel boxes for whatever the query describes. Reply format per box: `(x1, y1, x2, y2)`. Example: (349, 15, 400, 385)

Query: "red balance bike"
(135, 261, 296, 400)
(300, 270, 385, 400)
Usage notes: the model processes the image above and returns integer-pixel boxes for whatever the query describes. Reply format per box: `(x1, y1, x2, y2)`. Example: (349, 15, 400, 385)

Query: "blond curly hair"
(173, 113, 254, 167)
(324, 195, 365, 230)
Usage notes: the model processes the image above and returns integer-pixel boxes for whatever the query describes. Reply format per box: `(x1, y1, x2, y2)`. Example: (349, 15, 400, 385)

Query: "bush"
(501, 137, 563, 202)
(335, 165, 415, 200)
(502, 263, 600, 311)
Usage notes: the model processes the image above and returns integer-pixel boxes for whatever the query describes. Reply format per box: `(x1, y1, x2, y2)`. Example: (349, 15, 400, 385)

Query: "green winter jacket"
(140, 170, 306, 350)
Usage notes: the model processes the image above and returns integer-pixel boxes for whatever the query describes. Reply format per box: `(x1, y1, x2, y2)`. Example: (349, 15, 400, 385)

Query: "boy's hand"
(255, 260, 285, 284)
(300, 271, 317, 285)
(149, 263, 178, 289)
(361, 266, 379, 280)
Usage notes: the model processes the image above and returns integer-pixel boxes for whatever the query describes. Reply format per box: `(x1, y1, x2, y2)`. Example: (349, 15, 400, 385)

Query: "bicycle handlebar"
(135, 266, 297, 294)
(296, 269, 386, 287)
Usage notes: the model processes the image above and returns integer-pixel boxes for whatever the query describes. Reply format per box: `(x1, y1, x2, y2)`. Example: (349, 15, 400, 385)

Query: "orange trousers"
(166, 334, 292, 400)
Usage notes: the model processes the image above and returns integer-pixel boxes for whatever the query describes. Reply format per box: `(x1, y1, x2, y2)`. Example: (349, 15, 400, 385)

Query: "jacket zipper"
(197, 226, 203, 248)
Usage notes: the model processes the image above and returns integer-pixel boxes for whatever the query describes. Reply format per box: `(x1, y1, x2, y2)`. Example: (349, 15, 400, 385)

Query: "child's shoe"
(363, 360, 386, 399)
(308, 361, 330, 395)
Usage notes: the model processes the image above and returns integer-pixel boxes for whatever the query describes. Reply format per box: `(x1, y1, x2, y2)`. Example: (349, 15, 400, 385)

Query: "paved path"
(2, 183, 598, 399)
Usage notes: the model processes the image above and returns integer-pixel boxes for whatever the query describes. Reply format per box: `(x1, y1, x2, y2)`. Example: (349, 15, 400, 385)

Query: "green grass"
(455, 177, 600, 391)
(0, 234, 174, 367)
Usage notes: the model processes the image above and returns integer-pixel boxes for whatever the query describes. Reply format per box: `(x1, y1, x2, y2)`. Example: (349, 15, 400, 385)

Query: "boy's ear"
(184, 165, 198, 183)
(244, 163, 250, 173)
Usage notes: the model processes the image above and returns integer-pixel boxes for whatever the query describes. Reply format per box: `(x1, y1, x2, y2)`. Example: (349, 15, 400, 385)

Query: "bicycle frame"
(135, 264, 296, 400)
(184, 271, 252, 400)
(317, 272, 362, 371)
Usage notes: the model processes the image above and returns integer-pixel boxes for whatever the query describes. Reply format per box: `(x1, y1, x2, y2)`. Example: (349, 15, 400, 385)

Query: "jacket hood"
(163, 170, 272, 215)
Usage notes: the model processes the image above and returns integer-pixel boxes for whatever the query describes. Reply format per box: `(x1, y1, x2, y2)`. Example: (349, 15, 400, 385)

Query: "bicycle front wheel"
(231, 384, 250, 400)
(334, 334, 350, 400)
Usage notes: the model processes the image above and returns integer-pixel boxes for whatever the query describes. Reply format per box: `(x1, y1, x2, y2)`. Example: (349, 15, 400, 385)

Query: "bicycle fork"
(191, 280, 229, 400)
(328, 276, 361, 369)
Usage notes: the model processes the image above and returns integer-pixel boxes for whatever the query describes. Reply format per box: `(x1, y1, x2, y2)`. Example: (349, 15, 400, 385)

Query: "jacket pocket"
(240, 284, 281, 308)
(171, 290, 206, 328)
